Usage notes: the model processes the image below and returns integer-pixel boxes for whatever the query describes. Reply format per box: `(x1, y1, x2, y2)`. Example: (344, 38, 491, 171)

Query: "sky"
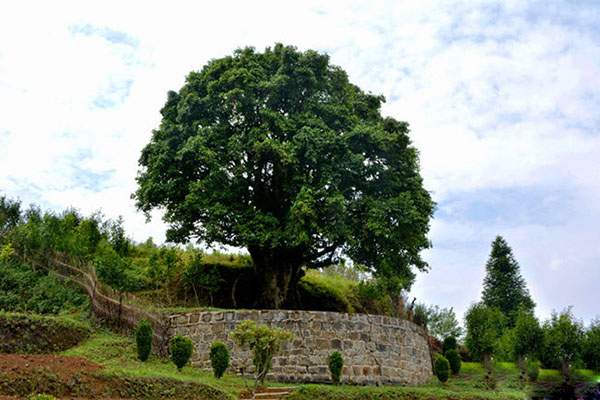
(1, 1, 599, 325)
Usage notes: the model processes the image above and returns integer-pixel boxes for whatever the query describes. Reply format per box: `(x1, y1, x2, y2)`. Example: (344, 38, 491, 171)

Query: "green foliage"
(183, 254, 226, 307)
(94, 239, 130, 292)
(434, 354, 450, 383)
(134, 44, 435, 308)
(0, 260, 88, 314)
(443, 336, 458, 354)
(446, 349, 462, 375)
(328, 351, 344, 385)
(413, 303, 429, 328)
(355, 280, 394, 316)
(513, 310, 543, 360)
(0, 311, 90, 353)
(481, 236, 535, 325)
(170, 335, 193, 371)
(0, 243, 14, 262)
(209, 341, 230, 379)
(298, 271, 354, 313)
(465, 303, 506, 361)
(527, 360, 540, 382)
(583, 319, 600, 371)
(540, 309, 584, 374)
(135, 319, 153, 362)
(230, 320, 292, 385)
(27, 395, 57, 400)
(0, 196, 21, 241)
(428, 306, 463, 341)
(494, 329, 515, 362)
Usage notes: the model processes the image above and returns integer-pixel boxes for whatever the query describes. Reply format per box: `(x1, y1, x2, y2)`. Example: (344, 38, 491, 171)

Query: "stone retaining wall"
(170, 309, 432, 385)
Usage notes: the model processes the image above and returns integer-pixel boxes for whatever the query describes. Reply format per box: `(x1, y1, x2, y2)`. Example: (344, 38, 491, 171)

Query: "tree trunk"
(250, 247, 303, 309)
(561, 359, 571, 383)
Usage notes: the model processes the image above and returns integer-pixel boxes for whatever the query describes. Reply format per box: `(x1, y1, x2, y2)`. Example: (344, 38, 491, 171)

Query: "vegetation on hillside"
(0, 195, 422, 319)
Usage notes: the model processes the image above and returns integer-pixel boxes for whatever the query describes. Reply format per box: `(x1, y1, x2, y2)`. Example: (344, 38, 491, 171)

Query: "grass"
(62, 330, 251, 397)
(62, 330, 599, 400)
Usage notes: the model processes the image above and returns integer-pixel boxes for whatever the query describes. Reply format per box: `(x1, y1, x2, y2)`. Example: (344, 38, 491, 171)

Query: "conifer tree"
(481, 236, 534, 325)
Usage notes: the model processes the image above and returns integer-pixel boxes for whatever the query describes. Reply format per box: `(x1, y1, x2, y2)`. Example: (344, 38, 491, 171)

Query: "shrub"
(210, 341, 230, 379)
(230, 320, 292, 386)
(583, 320, 600, 371)
(413, 303, 429, 328)
(446, 349, 461, 375)
(298, 272, 354, 313)
(135, 320, 153, 362)
(442, 336, 457, 354)
(28, 395, 57, 400)
(328, 351, 344, 385)
(527, 360, 540, 382)
(170, 335, 193, 371)
(434, 354, 450, 383)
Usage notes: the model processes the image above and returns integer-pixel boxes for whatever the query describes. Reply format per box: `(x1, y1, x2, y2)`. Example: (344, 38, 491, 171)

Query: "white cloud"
(1, 0, 599, 322)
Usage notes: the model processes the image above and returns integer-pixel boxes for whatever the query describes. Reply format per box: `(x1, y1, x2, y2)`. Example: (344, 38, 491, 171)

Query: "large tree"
(481, 236, 534, 324)
(134, 44, 434, 308)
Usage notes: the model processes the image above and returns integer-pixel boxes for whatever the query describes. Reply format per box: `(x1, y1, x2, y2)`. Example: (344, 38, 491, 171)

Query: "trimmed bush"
(442, 336, 457, 354)
(527, 360, 540, 382)
(328, 351, 344, 385)
(135, 319, 153, 362)
(209, 341, 230, 379)
(170, 335, 193, 371)
(445, 349, 461, 375)
(434, 354, 450, 383)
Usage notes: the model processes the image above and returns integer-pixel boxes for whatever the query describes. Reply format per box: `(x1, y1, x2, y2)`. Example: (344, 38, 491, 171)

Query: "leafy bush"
(355, 280, 393, 316)
(298, 271, 354, 313)
(209, 341, 230, 379)
(445, 349, 461, 375)
(135, 320, 153, 362)
(27, 395, 57, 400)
(527, 360, 540, 382)
(583, 320, 600, 371)
(434, 354, 450, 383)
(328, 351, 344, 385)
(230, 320, 292, 386)
(0, 261, 88, 315)
(442, 336, 457, 354)
(413, 303, 429, 328)
(170, 335, 193, 371)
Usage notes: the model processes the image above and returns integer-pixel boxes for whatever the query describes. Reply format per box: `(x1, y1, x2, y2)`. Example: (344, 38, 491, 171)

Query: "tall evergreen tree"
(481, 236, 534, 324)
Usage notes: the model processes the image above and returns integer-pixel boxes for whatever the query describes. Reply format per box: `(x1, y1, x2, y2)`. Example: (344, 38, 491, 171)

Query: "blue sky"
(1, 1, 599, 325)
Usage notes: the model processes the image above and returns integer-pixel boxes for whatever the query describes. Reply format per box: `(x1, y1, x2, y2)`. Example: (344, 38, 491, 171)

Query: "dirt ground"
(0, 354, 102, 380)
(0, 354, 228, 400)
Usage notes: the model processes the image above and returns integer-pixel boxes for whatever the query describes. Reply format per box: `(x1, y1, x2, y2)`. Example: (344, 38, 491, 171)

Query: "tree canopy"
(481, 236, 534, 324)
(134, 44, 434, 308)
